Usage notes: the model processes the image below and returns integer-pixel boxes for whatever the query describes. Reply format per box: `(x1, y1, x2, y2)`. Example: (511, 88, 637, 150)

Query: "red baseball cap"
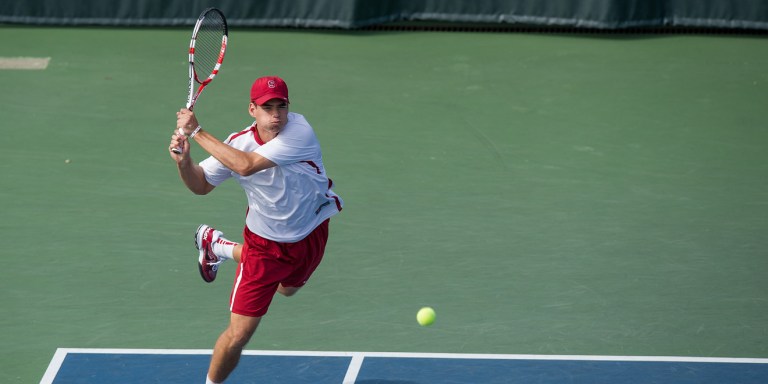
(250, 76, 290, 105)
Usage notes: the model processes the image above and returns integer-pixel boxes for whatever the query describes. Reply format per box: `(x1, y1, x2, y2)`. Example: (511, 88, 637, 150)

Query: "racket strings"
(193, 11, 226, 82)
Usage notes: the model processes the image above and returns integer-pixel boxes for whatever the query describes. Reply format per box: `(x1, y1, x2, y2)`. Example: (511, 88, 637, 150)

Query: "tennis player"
(169, 76, 343, 384)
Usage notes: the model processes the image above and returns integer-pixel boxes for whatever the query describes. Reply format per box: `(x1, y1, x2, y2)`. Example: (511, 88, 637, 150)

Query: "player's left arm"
(177, 109, 276, 176)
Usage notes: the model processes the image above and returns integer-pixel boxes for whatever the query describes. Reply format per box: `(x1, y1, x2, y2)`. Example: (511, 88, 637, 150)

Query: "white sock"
(206, 376, 220, 384)
(212, 235, 237, 261)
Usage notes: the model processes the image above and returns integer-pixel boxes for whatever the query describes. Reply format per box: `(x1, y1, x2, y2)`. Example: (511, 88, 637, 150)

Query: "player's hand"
(176, 108, 200, 136)
(169, 131, 189, 162)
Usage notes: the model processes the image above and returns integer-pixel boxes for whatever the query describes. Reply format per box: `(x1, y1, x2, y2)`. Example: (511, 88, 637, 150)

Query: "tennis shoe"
(195, 224, 223, 283)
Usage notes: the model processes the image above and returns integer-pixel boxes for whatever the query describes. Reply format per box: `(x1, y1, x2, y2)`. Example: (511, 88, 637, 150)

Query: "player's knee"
(225, 320, 259, 348)
(227, 327, 255, 348)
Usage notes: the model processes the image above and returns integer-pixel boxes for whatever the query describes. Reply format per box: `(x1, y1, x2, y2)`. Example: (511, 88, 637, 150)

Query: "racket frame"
(187, 7, 228, 110)
(173, 8, 228, 154)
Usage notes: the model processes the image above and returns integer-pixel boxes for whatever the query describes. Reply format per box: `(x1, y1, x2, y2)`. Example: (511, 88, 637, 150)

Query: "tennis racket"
(173, 7, 228, 154)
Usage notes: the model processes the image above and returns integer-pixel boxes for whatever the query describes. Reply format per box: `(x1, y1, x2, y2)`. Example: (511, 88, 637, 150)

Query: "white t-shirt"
(199, 112, 343, 242)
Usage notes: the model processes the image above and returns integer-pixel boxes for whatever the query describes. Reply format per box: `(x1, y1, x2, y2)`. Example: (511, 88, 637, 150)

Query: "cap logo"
(268, 80, 276, 88)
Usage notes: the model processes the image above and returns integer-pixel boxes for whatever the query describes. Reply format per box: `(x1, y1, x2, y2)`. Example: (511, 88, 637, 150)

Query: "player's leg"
(208, 234, 285, 382)
(232, 244, 242, 263)
(277, 284, 300, 297)
(207, 313, 261, 383)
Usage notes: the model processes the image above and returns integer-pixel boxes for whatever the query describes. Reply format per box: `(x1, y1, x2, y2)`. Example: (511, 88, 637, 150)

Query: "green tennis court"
(1, 26, 767, 383)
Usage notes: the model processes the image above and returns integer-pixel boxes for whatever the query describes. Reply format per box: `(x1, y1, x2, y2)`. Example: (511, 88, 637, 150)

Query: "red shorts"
(229, 219, 330, 318)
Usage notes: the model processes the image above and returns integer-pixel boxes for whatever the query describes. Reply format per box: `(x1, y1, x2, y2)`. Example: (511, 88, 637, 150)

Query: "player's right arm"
(169, 133, 215, 195)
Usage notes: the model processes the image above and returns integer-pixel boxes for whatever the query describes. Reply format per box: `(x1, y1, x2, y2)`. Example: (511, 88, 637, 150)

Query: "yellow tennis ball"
(417, 307, 436, 326)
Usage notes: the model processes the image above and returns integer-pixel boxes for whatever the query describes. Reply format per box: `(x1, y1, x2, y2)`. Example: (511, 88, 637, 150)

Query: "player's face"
(250, 99, 289, 133)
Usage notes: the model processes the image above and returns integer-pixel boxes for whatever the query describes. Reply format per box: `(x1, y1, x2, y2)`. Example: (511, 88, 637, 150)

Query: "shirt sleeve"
(199, 156, 232, 186)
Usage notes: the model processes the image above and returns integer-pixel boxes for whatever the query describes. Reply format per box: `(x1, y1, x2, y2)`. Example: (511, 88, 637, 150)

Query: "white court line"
(342, 353, 365, 384)
(0, 57, 50, 70)
(42, 348, 768, 384)
(49, 348, 768, 363)
(39, 349, 68, 384)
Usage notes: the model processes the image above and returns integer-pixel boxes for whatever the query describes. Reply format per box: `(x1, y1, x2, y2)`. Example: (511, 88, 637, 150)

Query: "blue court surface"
(41, 349, 768, 383)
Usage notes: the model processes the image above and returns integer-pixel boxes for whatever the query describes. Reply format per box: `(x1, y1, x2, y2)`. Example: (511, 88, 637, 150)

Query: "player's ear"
(248, 102, 258, 117)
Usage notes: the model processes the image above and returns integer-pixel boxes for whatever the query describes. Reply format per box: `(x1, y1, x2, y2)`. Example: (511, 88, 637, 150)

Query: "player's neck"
(255, 125, 279, 143)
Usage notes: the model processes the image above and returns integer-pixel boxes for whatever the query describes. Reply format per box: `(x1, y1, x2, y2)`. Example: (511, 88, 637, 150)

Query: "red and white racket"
(173, 7, 228, 154)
